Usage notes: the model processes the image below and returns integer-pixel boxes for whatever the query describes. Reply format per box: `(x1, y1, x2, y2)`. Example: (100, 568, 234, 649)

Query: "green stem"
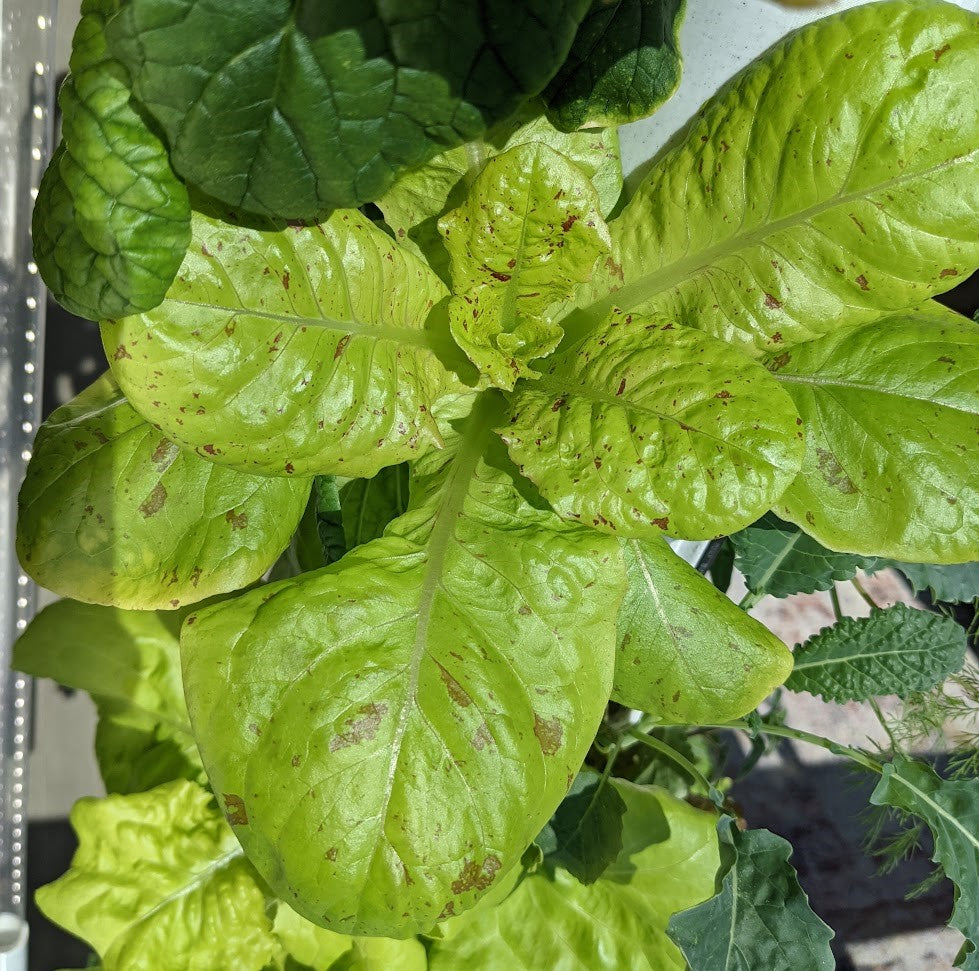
(700, 720, 883, 774)
(628, 729, 713, 794)
(829, 584, 843, 621)
(738, 590, 764, 610)
(851, 576, 879, 611)
(868, 697, 898, 750)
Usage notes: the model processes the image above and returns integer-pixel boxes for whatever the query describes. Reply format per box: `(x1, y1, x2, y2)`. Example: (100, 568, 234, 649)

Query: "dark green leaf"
(33, 0, 189, 320)
(731, 513, 880, 598)
(870, 757, 979, 970)
(544, 0, 685, 131)
(540, 769, 627, 884)
(894, 562, 979, 605)
(709, 540, 735, 594)
(668, 818, 835, 971)
(109, 0, 591, 216)
(787, 605, 968, 702)
(313, 476, 346, 566)
(338, 465, 410, 551)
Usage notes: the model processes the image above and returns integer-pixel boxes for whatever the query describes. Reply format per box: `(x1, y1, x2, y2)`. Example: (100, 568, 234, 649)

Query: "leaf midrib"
(773, 371, 979, 417)
(165, 297, 437, 349)
(889, 771, 979, 855)
(375, 394, 496, 830)
(576, 146, 979, 327)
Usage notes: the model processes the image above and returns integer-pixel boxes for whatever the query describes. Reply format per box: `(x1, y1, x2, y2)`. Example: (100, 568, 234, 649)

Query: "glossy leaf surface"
(181, 397, 625, 936)
(769, 308, 979, 562)
(502, 321, 804, 539)
(544, 0, 685, 131)
(103, 210, 450, 478)
(440, 143, 611, 388)
(787, 605, 967, 703)
(614, 539, 792, 723)
(36, 781, 276, 971)
(33, 0, 189, 320)
(13, 599, 203, 794)
(16, 375, 309, 609)
(669, 818, 835, 971)
(108, 0, 591, 215)
(597, 1, 979, 356)
(430, 782, 719, 970)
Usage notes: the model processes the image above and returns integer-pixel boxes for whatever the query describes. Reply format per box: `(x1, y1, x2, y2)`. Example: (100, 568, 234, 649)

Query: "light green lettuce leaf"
(614, 538, 792, 723)
(16, 374, 309, 610)
(107, 0, 591, 215)
(13, 599, 204, 794)
(269, 904, 352, 970)
(102, 209, 454, 479)
(32, 0, 189, 320)
(768, 307, 979, 562)
(429, 781, 720, 970)
(328, 938, 427, 971)
(36, 781, 277, 971)
(870, 757, 979, 970)
(181, 394, 626, 937)
(440, 143, 612, 389)
(501, 320, 804, 539)
(585, 1, 979, 355)
(543, 0, 686, 131)
(377, 107, 623, 277)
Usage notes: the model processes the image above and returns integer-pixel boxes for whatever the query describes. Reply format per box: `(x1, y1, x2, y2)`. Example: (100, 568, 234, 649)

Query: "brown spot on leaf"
(489, 270, 512, 282)
(561, 214, 578, 232)
(616, 378, 627, 396)
(291, 755, 301, 767)
(816, 448, 857, 494)
(282, 271, 290, 290)
(223, 794, 248, 826)
(764, 293, 782, 310)
(451, 856, 502, 895)
(652, 517, 670, 530)
(437, 663, 472, 708)
(329, 702, 388, 752)
(714, 390, 732, 399)
(151, 439, 175, 466)
(226, 509, 248, 530)
(551, 397, 566, 412)
(139, 483, 167, 518)
(856, 274, 870, 291)
(113, 344, 132, 361)
(325, 847, 338, 861)
(849, 214, 867, 235)
(472, 723, 493, 751)
(934, 43, 951, 61)
(518, 605, 532, 616)
(940, 268, 959, 279)
(333, 336, 352, 360)
(769, 352, 791, 371)
(533, 713, 563, 756)
(938, 355, 956, 364)
(438, 901, 456, 920)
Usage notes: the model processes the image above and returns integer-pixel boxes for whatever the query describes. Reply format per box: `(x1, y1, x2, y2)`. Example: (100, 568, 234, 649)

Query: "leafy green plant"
(15, 1, 979, 968)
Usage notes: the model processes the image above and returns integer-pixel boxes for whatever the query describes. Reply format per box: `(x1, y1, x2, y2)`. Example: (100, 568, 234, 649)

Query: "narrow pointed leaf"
(35, 781, 276, 971)
(768, 307, 979, 562)
(787, 605, 967, 702)
(181, 396, 626, 936)
(501, 322, 804, 539)
(440, 143, 611, 389)
(731, 513, 880, 598)
(13, 599, 203, 793)
(430, 782, 720, 971)
(615, 538, 793, 723)
(870, 757, 979, 970)
(668, 818, 835, 971)
(16, 374, 309, 610)
(593, 1, 979, 355)
(543, 0, 685, 131)
(102, 210, 451, 478)
(33, 0, 189, 321)
(107, 0, 591, 215)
